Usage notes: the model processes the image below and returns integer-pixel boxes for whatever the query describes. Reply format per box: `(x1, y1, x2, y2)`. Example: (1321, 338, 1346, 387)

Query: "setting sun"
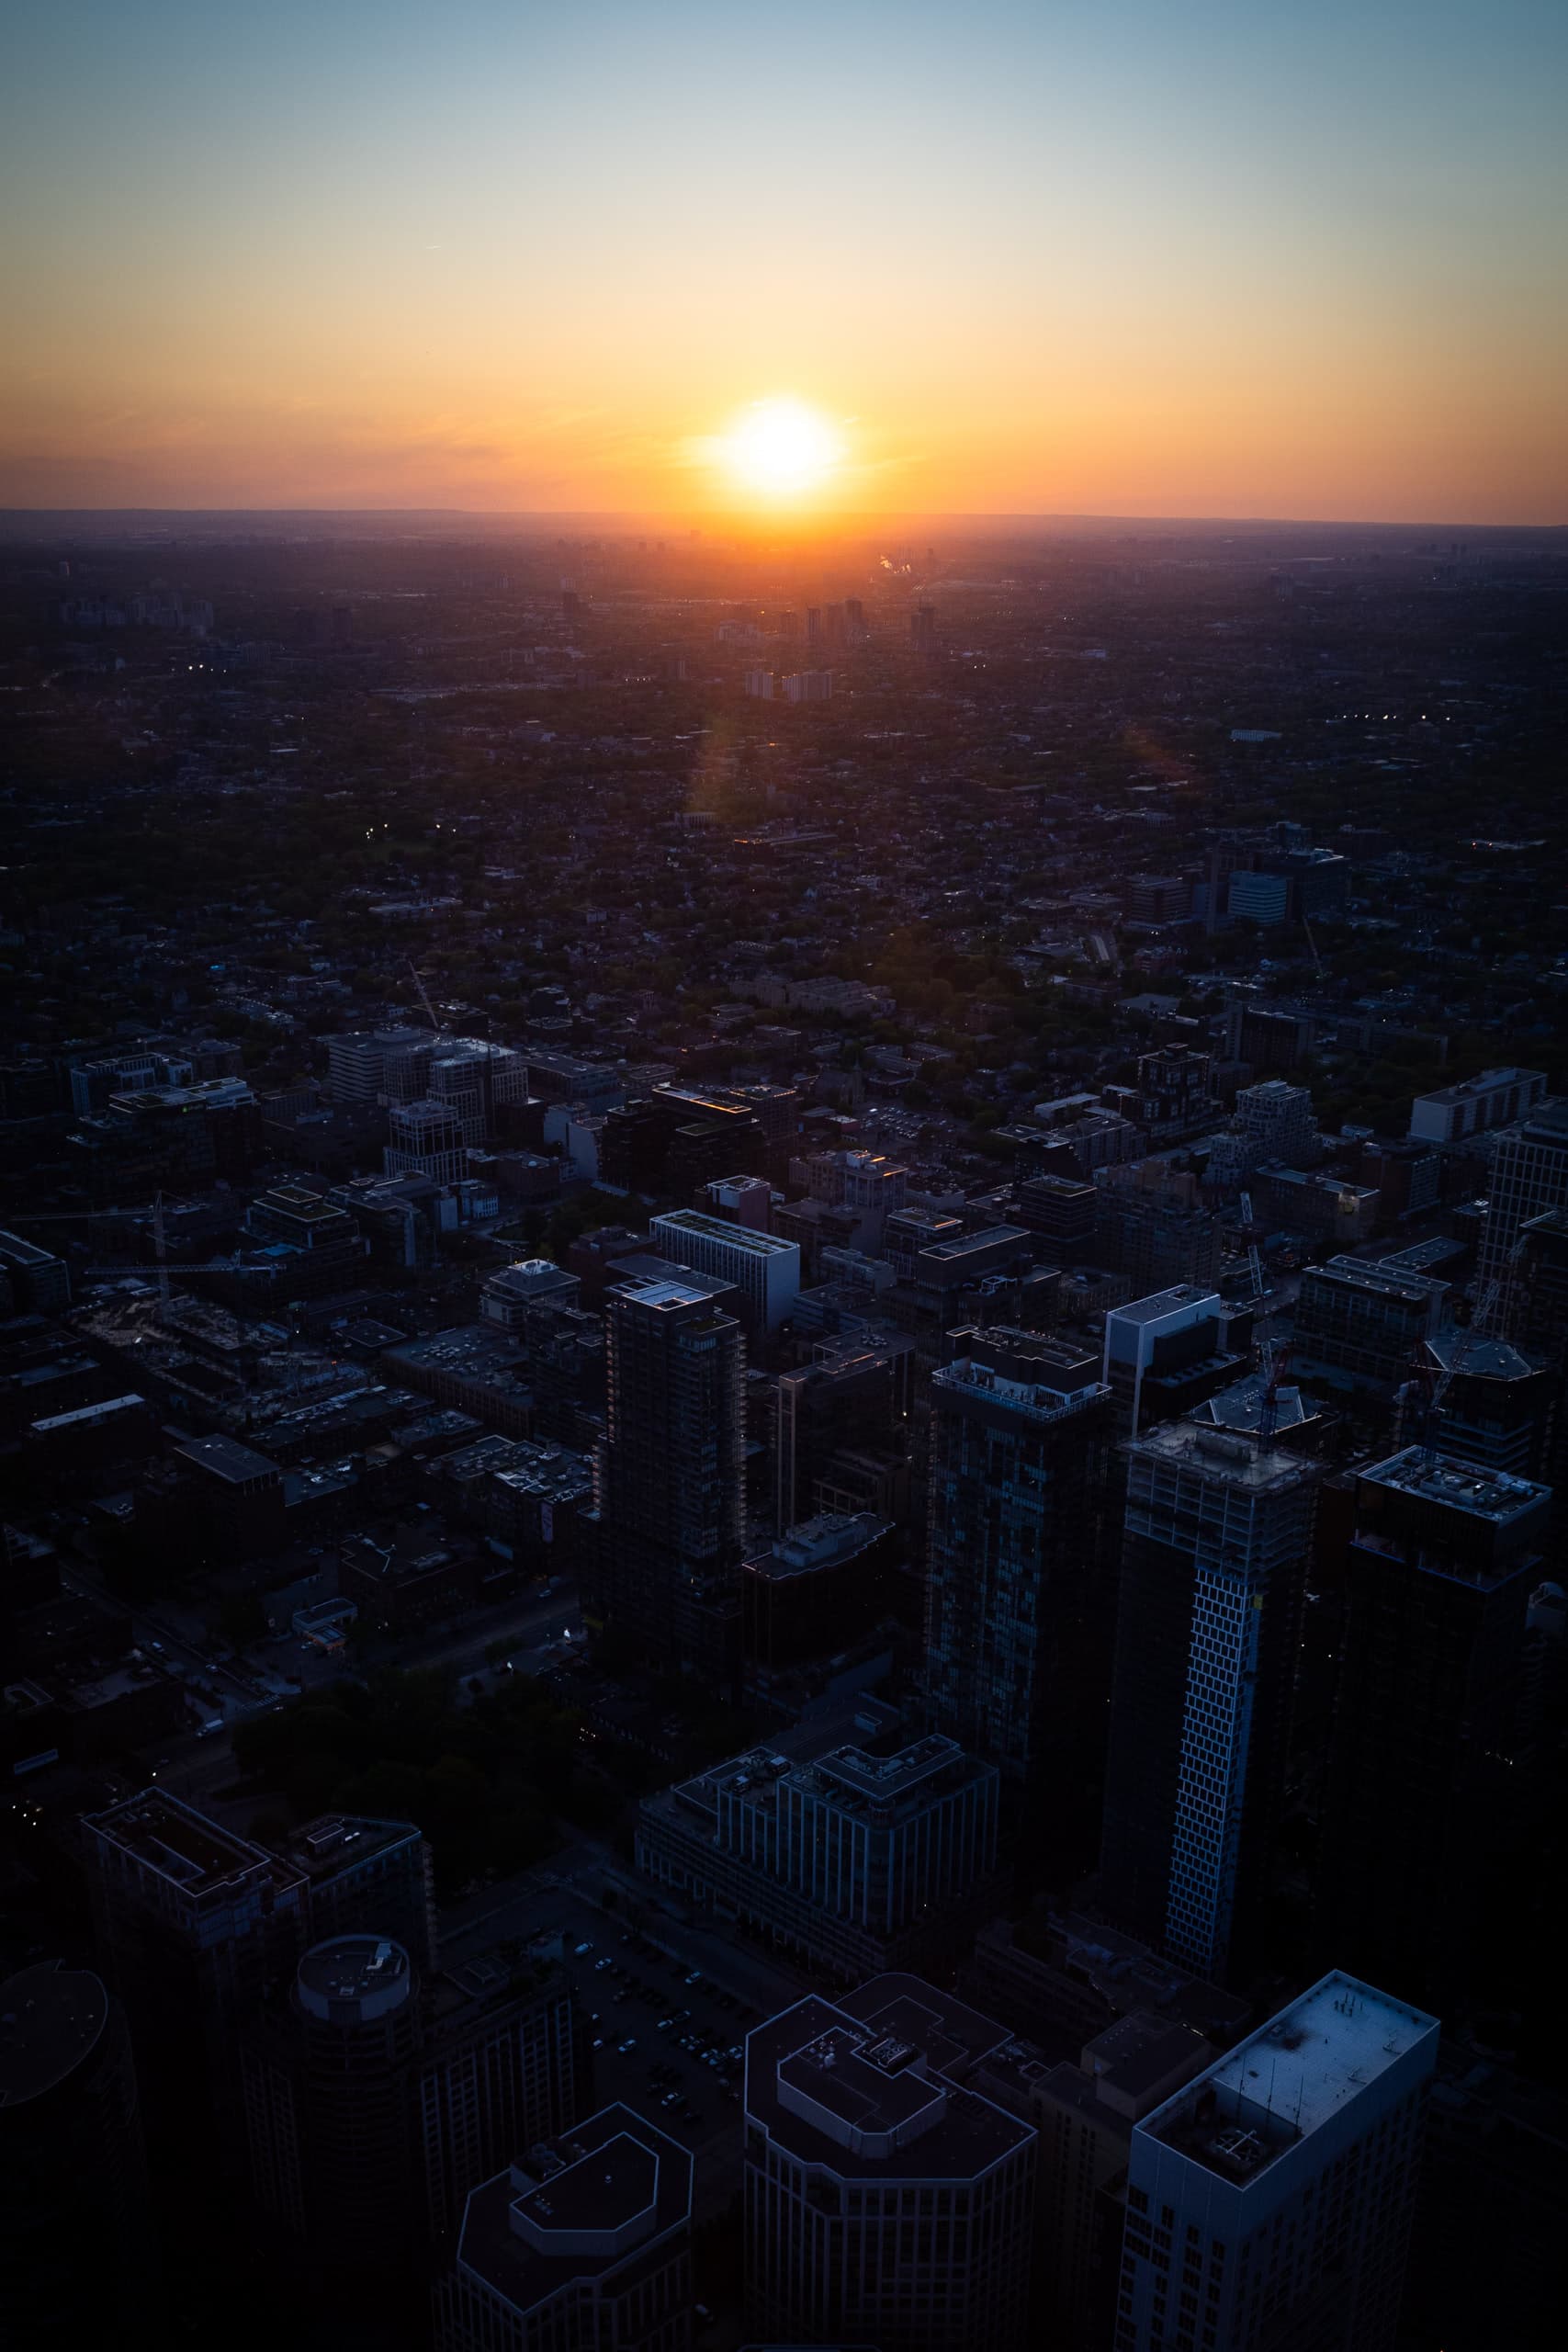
(718, 398, 844, 501)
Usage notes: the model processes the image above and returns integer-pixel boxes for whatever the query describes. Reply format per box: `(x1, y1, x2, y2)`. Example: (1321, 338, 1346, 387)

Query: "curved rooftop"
(0, 1961, 108, 2108)
(296, 1934, 413, 2024)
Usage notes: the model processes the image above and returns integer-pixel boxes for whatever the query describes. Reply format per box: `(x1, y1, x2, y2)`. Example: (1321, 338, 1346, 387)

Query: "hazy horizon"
(4, 2, 1564, 524)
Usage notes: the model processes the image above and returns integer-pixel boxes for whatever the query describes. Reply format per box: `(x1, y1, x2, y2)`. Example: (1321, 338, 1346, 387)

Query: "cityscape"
(3, 6, 1567, 2352)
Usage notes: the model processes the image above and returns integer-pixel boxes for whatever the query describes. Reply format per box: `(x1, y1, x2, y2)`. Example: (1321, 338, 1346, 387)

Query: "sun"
(719, 397, 844, 499)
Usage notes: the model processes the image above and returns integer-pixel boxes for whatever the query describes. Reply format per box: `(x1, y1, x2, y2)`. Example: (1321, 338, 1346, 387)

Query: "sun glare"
(720, 398, 843, 500)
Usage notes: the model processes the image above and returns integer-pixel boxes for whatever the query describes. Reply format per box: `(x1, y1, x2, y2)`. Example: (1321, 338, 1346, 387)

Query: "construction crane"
(1239, 1191, 1291, 1441)
(406, 956, 447, 1041)
(11, 1193, 178, 1313)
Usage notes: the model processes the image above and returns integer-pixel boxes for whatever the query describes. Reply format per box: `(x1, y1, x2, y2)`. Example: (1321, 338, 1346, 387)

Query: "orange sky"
(3, 3, 1564, 522)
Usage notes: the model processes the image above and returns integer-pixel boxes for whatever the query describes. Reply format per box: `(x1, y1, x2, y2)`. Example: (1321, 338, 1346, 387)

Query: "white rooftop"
(1144, 1972, 1437, 2181)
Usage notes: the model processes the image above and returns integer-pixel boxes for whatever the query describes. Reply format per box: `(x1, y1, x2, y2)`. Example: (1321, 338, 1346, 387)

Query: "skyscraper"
(744, 1973, 1038, 2352)
(1478, 1096, 1568, 1305)
(1100, 1423, 1318, 1984)
(434, 2104, 694, 2352)
(241, 1934, 580, 2323)
(1118, 1972, 1437, 2352)
(1316, 1449, 1548, 2007)
(923, 1329, 1111, 1832)
(586, 1277, 746, 1679)
(0, 1960, 156, 2347)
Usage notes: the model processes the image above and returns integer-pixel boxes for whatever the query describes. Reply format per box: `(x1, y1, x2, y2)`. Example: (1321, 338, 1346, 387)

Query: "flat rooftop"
(1110, 1285, 1221, 1326)
(174, 1431, 281, 1483)
(0, 1962, 108, 2108)
(1129, 1419, 1317, 1494)
(652, 1209, 796, 1257)
(1359, 1446, 1550, 1527)
(457, 2105, 692, 2313)
(85, 1789, 277, 1896)
(747, 1982, 1032, 2179)
(272, 1813, 418, 1879)
(1142, 1973, 1437, 2187)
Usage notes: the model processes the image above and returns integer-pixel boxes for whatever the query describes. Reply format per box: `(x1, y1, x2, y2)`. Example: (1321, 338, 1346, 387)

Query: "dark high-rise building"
(81, 1792, 437, 2152)
(1015, 1170, 1099, 1261)
(241, 1934, 580, 2330)
(744, 1973, 1037, 2352)
(586, 1278, 746, 1679)
(1317, 1449, 1548, 2007)
(1291, 1253, 1449, 1396)
(83, 1790, 312, 2143)
(772, 1338, 908, 1531)
(1100, 1422, 1318, 1984)
(923, 1330, 1112, 1825)
(910, 602, 937, 650)
(434, 2103, 694, 2352)
(0, 1960, 156, 2348)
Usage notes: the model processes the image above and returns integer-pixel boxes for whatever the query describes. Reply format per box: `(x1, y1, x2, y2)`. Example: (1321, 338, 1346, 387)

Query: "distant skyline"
(3, 1, 1564, 523)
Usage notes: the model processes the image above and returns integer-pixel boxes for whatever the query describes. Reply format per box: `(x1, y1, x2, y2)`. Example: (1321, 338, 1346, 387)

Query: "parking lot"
(440, 1858, 806, 2222)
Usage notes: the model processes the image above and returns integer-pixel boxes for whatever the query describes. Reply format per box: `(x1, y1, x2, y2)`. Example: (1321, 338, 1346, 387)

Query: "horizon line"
(2, 503, 1564, 537)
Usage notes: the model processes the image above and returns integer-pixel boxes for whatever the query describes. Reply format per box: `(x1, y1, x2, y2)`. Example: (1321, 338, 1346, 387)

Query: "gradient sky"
(2, 0, 1564, 521)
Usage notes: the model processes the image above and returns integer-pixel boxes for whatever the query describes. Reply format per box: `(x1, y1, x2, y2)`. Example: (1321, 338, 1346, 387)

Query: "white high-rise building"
(1118, 1971, 1438, 2352)
(649, 1206, 800, 1330)
(428, 1039, 530, 1146)
(385, 1100, 466, 1188)
(1477, 1098, 1568, 1302)
(325, 1026, 436, 1104)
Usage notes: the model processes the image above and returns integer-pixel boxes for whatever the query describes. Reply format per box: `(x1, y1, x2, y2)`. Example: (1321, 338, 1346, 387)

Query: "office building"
(1097, 1164, 1224, 1295)
(0, 1227, 71, 1316)
(434, 2104, 694, 2352)
(1317, 1449, 1548, 2006)
(772, 1338, 909, 1531)
(325, 1025, 437, 1104)
(1291, 1254, 1448, 1395)
(1119, 1972, 1438, 2352)
(243, 1934, 580, 2312)
(649, 1206, 799, 1331)
(1407, 1329, 1551, 1476)
(429, 1038, 531, 1146)
(1401, 2041, 1568, 2352)
(963, 1913, 1248, 2058)
(911, 602, 938, 649)
(81, 1792, 437, 2143)
(924, 1329, 1112, 1798)
(83, 1790, 312, 2141)
(1408, 1066, 1546, 1145)
(744, 1973, 1037, 2352)
(637, 1732, 999, 1984)
(1208, 1079, 1320, 1184)
(1478, 1097, 1568, 1302)
(1100, 1423, 1318, 1984)
(386, 1097, 468, 1187)
(480, 1256, 581, 1331)
(1008, 2009, 1214, 2352)
(1017, 1170, 1099, 1260)
(587, 1279, 746, 1678)
(741, 1509, 900, 1686)
(782, 667, 833, 702)
(0, 1960, 155, 2346)
(743, 665, 774, 698)
(1101, 1287, 1249, 1437)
